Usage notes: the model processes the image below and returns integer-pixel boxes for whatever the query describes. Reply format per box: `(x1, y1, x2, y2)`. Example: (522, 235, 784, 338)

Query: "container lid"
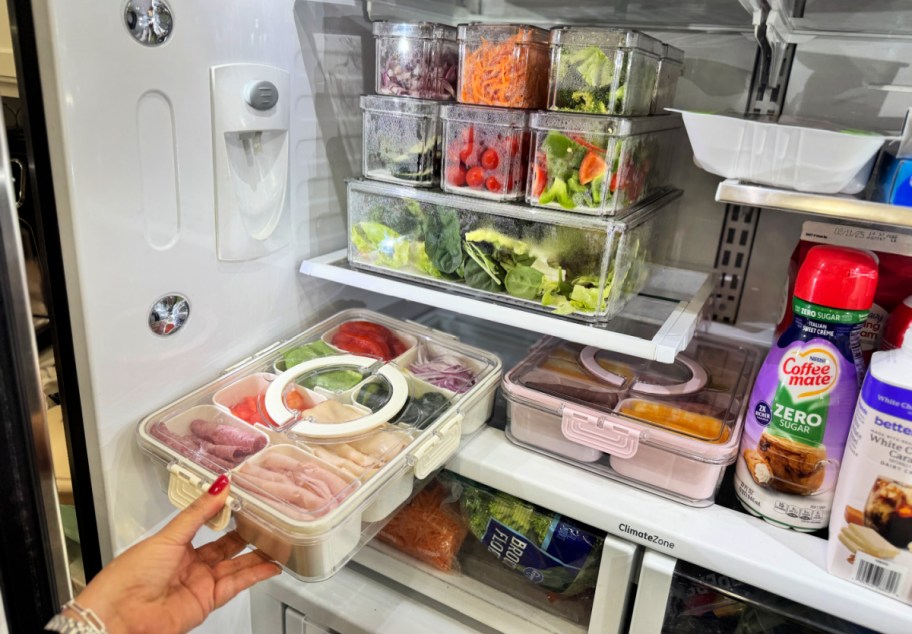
(360, 94, 440, 117)
(794, 245, 878, 311)
(457, 23, 549, 46)
(372, 21, 457, 41)
(440, 103, 529, 127)
(502, 334, 760, 462)
(549, 26, 663, 56)
(530, 111, 682, 136)
(661, 43, 685, 63)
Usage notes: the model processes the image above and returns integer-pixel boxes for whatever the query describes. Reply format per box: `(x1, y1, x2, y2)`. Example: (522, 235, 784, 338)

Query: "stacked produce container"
(351, 22, 686, 323)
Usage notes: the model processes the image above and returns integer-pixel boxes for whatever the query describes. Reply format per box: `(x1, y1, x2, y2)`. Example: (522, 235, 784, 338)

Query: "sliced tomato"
(609, 172, 618, 193)
(339, 320, 395, 340)
(466, 166, 485, 189)
(568, 134, 605, 153)
(390, 338, 408, 357)
(331, 331, 393, 360)
(532, 159, 547, 197)
(579, 151, 607, 185)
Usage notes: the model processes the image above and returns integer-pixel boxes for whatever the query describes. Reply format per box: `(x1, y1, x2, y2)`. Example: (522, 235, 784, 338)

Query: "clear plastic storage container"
(547, 27, 663, 116)
(348, 178, 673, 322)
(503, 333, 760, 506)
(527, 111, 681, 215)
(457, 24, 550, 109)
(373, 22, 458, 100)
(440, 105, 530, 201)
(361, 95, 441, 187)
(651, 43, 684, 114)
(136, 309, 501, 580)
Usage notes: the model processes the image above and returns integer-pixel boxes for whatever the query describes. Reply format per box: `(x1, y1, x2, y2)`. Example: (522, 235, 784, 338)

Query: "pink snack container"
(503, 334, 760, 506)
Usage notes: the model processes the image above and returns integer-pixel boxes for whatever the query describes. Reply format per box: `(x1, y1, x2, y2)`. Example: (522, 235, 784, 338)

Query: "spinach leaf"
(464, 241, 504, 287)
(425, 208, 463, 274)
(463, 256, 502, 292)
(504, 265, 544, 300)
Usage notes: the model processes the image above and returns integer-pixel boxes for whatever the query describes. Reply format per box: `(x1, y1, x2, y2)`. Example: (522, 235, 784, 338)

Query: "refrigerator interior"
(26, 0, 912, 632)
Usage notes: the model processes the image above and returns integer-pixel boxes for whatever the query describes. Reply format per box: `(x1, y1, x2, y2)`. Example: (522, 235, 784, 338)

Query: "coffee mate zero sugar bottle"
(734, 245, 878, 531)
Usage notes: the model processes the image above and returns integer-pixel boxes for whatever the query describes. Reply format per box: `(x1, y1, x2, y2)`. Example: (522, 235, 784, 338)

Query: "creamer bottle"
(734, 245, 878, 531)
(828, 324, 912, 603)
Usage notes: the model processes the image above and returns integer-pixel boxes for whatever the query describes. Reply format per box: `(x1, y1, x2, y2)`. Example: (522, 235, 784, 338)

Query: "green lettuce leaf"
(562, 46, 614, 86)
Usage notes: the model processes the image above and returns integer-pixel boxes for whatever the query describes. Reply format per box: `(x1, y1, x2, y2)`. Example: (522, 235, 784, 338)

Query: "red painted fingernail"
(208, 474, 229, 495)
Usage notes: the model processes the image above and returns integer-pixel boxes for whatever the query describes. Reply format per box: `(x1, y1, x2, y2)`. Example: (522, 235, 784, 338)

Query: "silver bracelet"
(45, 600, 108, 634)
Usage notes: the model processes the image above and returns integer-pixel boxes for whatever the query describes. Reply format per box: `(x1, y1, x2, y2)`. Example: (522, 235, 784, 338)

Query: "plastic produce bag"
(441, 472, 604, 597)
(377, 479, 468, 572)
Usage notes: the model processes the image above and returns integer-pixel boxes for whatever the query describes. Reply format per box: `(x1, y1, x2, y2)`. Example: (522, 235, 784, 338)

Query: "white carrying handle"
(167, 464, 234, 531)
(579, 346, 708, 396)
(264, 354, 410, 438)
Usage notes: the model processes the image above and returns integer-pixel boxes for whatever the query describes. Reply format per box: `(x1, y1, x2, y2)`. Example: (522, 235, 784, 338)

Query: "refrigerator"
(6, 0, 912, 632)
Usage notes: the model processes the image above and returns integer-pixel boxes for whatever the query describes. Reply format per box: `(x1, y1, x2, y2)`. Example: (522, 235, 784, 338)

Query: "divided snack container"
(503, 334, 761, 506)
(547, 27, 663, 116)
(136, 309, 501, 580)
(527, 112, 681, 215)
(373, 22, 458, 100)
(348, 178, 676, 322)
(440, 104, 530, 201)
(652, 43, 685, 114)
(457, 24, 550, 109)
(361, 95, 441, 187)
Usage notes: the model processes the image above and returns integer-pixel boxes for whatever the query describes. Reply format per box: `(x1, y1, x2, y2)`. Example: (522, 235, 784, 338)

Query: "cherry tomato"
(480, 148, 500, 170)
(466, 166, 485, 189)
(331, 331, 393, 360)
(284, 389, 308, 411)
(446, 165, 467, 187)
(485, 175, 502, 192)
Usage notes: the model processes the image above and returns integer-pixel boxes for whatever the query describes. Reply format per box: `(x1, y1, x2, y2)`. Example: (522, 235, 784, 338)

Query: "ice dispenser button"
(244, 80, 279, 111)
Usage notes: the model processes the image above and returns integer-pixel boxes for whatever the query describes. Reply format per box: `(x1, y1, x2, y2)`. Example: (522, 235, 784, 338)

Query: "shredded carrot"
(460, 32, 548, 108)
(377, 482, 468, 572)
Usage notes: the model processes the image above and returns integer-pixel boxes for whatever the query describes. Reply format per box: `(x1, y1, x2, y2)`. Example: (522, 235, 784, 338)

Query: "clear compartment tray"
(347, 178, 673, 322)
(527, 111, 681, 216)
(373, 21, 458, 100)
(547, 27, 663, 116)
(136, 309, 502, 580)
(456, 24, 550, 109)
(360, 95, 441, 188)
(502, 333, 761, 506)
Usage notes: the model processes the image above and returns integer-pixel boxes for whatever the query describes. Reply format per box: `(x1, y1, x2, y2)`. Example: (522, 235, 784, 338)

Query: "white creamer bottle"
(828, 324, 912, 603)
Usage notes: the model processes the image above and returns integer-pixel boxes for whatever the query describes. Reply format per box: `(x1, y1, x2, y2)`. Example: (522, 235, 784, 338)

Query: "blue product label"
(862, 373, 912, 423)
(480, 517, 597, 592)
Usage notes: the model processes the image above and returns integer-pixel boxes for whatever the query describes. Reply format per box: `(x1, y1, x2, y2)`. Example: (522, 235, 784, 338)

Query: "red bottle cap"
(794, 245, 878, 311)
(882, 295, 912, 351)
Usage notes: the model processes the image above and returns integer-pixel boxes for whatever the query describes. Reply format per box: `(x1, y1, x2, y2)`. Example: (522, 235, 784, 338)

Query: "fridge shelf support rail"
(715, 179, 912, 229)
(299, 251, 717, 363)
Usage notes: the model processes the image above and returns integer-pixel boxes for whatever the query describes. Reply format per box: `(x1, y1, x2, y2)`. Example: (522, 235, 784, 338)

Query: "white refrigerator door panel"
(38, 0, 369, 568)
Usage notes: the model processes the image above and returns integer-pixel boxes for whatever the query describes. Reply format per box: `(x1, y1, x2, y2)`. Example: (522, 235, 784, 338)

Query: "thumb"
(160, 474, 231, 545)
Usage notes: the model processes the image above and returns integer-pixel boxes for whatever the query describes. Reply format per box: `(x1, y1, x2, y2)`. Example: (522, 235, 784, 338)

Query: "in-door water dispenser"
(211, 64, 290, 261)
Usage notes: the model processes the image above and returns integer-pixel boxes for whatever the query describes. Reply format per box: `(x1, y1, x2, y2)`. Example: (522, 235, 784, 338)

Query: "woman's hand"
(71, 476, 281, 634)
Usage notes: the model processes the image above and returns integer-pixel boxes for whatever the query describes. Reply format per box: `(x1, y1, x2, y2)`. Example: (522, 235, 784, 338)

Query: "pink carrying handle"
(579, 347, 708, 396)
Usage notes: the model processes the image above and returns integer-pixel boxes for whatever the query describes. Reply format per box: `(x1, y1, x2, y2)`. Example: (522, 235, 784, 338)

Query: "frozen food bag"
(441, 472, 603, 597)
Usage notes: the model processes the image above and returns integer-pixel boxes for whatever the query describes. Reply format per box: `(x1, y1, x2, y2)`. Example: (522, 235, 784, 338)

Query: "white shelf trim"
(716, 179, 912, 229)
(447, 428, 912, 634)
(299, 252, 715, 363)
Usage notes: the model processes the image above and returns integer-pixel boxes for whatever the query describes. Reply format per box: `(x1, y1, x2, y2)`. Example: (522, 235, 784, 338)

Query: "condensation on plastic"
(373, 22, 458, 100)
(527, 112, 681, 216)
(651, 44, 685, 114)
(440, 104, 530, 201)
(360, 95, 441, 188)
(346, 179, 665, 322)
(547, 27, 663, 116)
